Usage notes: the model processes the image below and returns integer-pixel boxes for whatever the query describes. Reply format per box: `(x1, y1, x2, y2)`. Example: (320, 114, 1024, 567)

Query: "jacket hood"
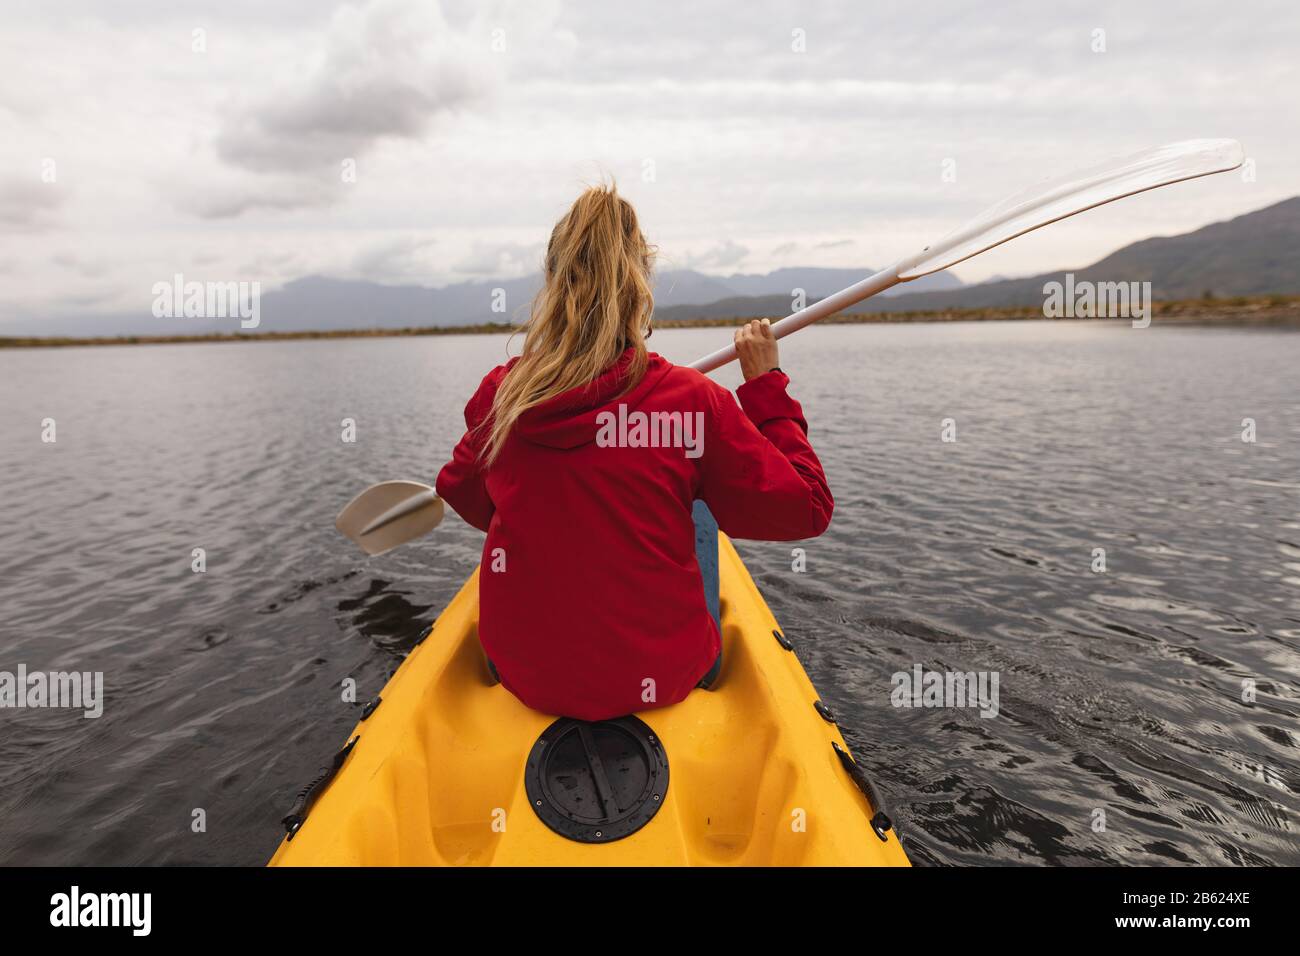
(513, 349, 676, 450)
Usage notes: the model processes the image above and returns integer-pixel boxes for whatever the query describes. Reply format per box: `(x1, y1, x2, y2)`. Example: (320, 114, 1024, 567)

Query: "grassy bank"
(3, 295, 1297, 349)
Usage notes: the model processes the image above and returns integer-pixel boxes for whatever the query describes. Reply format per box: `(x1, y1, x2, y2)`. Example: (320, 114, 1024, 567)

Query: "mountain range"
(244, 264, 965, 335)
(7, 196, 1297, 338)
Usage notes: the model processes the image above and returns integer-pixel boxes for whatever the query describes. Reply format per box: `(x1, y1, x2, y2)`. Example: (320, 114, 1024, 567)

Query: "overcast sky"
(1, 0, 1294, 324)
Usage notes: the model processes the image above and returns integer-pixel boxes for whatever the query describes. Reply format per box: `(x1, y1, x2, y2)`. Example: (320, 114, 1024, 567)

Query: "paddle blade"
(897, 138, 1244, 279)
(335, 480, 445, 556)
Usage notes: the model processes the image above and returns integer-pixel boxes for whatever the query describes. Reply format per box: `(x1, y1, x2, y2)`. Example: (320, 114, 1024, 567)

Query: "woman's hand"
(734, 318, 780, 382)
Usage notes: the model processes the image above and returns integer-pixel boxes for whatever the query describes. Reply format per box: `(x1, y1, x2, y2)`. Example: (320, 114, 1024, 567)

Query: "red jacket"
(436, 348, 832, 720)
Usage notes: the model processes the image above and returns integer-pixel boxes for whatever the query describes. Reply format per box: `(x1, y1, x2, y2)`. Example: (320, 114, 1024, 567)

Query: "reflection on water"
(0, 320, 1296, 865)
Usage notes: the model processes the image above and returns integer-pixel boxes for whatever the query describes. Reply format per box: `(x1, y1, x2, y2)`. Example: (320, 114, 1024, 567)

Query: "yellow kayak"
(269, 535, 909, 866)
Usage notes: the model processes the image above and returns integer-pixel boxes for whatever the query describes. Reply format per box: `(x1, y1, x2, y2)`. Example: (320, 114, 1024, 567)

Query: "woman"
(436, 183, 833, 721)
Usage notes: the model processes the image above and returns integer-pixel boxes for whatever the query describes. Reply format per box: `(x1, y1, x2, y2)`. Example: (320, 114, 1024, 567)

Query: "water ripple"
(0, 323, 1297, 865)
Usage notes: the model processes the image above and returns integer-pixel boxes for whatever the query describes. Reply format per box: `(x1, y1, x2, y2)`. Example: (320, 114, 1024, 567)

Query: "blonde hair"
(480, 182, 655, 465)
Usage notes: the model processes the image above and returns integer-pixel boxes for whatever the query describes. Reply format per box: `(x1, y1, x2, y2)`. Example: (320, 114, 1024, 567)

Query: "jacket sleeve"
(697, 369, 834, 540)
(435, 372, 501, 533)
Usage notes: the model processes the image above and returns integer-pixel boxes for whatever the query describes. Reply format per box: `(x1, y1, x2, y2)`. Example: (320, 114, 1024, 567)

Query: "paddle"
(335, 480, 444, 556)
(337, 138, 1243, 553)
(688, 138, 1243, 372)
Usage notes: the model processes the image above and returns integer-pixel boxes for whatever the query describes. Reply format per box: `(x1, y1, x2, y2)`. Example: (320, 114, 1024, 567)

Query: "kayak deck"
(269, 535, 909, 866)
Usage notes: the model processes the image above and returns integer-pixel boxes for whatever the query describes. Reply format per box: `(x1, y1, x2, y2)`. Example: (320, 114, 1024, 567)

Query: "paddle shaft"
(688, 264, 902, 373)
(685, 139, 1242, 375)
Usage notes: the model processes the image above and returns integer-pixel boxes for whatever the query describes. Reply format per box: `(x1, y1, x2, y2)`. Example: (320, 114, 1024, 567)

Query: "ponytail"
(480, 182, 655, 465)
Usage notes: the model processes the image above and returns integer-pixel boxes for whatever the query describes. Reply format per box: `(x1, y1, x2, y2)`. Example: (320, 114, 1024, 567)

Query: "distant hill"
(5, 196, 1295, 337)
(238, 264, 961, 334)
(710, 266, 961, 300)
(654, 196, 1300, 321)
(0, 263, 959, 337)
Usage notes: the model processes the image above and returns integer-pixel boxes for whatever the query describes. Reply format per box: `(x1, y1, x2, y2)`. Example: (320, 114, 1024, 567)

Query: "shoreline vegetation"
(2, 294, 1298, 349)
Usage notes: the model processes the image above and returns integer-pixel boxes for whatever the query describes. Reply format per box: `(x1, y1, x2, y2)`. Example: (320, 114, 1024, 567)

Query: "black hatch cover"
(524, 715, 669, 843)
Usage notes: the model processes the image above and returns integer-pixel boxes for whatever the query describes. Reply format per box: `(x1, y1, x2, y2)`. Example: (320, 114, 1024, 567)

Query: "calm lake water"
(1, 320, 1297, 866)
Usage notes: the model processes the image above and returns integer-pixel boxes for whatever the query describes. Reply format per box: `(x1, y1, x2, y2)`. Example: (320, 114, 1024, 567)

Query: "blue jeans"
(693, 501, 722, 688)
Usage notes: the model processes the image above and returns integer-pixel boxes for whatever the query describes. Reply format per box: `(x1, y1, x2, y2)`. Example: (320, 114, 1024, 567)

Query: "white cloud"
(206, 0, 503, 213)
(681, 239, 751, 270)
(352, 234, 440, 280)
(0, 180, 64, 230)
(451, 240, 544, 278)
